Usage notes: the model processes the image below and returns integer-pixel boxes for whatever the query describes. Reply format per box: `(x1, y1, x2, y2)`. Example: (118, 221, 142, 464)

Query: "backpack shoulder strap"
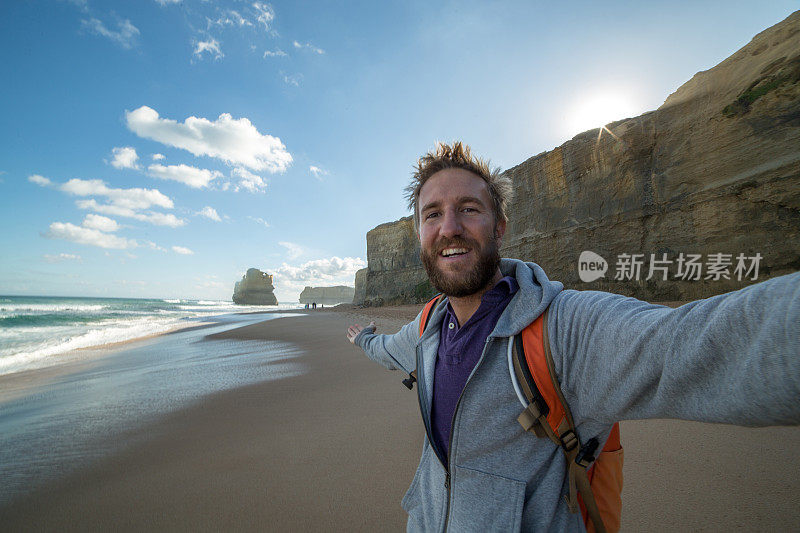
(515, 311, 568, 436)
(513, 309, 611, 533)
(418, 293, 444, 337)
(402, 294, 444, 390)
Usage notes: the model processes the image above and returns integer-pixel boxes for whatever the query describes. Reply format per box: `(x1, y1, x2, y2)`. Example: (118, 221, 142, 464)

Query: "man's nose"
(439, 210, 463, 237)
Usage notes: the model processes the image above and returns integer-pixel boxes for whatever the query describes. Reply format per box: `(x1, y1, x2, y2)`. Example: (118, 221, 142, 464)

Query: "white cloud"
(283, 73, 302, 87)
(76, 199, 186, 227)
(44, 222, 136, 249)
(252, 2, 274, 30)
(143, 241, 167, 252)
(309, 165, 328, 180)
(82, 214, 119, 232)
(148, 163, 222, 189)
(28, 174, 52, 186)
(126, 106, 292, 173)
(110, 146, 140, 169)
(155, 0, 181, 5)
(293, 40, 324, 54)
(81, 18, 140, 49)
(232, 167, 267, 192)
(247, 216, 270, 228)
(60, 178, 173, 210)
(142, 212, 187, 227)
(43, 253, 82, 263)
(209, 10, 252, 28)
(172, 246, 194, 255)
(197, 206, 222, 221)
(263, 49, 287, 58)
(272, 256, 365, 292)
(152, 153, 165, 160)
(194, 38, 223, 60)
(278, 241, 303, 260)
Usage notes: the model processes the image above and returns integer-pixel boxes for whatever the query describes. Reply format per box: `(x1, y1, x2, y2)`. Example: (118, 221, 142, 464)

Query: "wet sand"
(1, 306, 798, 531)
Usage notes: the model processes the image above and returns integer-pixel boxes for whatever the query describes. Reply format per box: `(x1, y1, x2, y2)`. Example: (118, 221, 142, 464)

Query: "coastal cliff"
(352, 268, 367, 305)
(362, 216, 430, 306)
(232, 268, 278, 305)
(358, 11, 800, 305)
(299, 286, 355, 305)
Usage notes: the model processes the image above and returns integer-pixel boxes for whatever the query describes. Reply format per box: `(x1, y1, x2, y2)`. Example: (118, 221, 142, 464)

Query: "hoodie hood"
(490, 258, 563, 337)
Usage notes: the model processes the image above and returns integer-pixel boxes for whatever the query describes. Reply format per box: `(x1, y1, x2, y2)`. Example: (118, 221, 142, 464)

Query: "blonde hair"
(405, 141, 513, 230)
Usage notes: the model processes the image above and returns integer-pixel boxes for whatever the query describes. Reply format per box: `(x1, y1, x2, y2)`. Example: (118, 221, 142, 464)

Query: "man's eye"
(425, 212, 439, 219)
(462, 207, 477, 213)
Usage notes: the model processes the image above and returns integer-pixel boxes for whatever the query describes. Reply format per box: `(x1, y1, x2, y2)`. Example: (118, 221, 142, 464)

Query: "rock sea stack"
(299, 286, 355, 305)
(232, 268, 278, 305)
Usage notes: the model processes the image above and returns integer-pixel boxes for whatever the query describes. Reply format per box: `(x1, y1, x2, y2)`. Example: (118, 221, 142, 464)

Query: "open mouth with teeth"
(440, 247, 471, 258)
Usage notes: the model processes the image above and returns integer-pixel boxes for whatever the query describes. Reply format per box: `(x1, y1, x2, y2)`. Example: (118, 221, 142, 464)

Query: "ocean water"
(0, 295, 303, 375)
(0, 298, 309, 505)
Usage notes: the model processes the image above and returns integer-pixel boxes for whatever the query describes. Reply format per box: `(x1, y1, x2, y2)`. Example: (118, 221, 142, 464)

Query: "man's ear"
(494, 218, 506, 240)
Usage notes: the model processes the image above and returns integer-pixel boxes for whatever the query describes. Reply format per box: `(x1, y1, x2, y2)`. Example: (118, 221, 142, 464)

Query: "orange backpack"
(409, 295, 624, 533)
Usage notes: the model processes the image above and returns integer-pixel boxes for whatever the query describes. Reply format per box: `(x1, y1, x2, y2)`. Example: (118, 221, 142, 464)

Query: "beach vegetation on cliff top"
(723, 54, 800, 117)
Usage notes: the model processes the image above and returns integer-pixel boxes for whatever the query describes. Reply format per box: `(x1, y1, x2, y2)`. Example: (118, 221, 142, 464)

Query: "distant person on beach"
(346, 141, 800, 532)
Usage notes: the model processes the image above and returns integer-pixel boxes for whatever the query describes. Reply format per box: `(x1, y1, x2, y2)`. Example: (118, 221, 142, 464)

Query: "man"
(346, 142, 799, 532)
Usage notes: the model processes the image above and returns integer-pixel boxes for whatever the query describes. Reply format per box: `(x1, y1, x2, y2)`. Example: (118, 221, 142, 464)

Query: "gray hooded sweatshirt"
(354, 259, 800, 532)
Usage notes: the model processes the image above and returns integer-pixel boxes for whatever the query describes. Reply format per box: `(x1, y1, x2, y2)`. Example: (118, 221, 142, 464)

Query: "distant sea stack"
(299, 286, 355, 305)
(357, 11, 800, 305)
(232, 268, 278, 305)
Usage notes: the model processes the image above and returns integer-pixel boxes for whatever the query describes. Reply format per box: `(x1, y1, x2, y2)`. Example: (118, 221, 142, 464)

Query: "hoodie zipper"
(416, 337, 494, 533)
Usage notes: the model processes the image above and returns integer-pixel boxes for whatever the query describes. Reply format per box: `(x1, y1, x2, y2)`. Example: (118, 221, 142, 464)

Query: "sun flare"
(564, 91, 641, 137)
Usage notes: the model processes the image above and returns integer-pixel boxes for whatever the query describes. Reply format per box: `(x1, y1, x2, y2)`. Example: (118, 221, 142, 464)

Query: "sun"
(564, 90, 642, 138)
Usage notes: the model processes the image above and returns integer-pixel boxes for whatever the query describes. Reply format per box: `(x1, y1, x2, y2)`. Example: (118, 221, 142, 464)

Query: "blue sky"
(1, 1, 797, 301)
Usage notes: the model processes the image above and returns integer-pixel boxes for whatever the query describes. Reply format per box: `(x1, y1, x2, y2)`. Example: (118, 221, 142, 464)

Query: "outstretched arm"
(346, 313, 423, 374)
(549, 271, 800, 427)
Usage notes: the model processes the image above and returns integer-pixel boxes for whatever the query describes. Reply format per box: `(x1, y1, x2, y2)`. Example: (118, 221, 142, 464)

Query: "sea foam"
(0, 296, 303, 375)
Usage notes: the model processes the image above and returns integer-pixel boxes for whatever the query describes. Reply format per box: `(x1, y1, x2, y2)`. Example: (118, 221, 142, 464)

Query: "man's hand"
(347, 321, 376, 344)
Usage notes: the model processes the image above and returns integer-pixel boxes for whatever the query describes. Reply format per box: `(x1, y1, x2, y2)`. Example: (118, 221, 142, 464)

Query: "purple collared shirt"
(429, 276, 519, 459)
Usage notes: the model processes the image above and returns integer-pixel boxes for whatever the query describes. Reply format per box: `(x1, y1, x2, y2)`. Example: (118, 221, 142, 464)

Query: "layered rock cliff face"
(299, 285, 355, 305)
(352, 268, 367, 305)
(362, 216, 431, 306)
(232, 268, 278, 305)
(358, 11, 800, 305)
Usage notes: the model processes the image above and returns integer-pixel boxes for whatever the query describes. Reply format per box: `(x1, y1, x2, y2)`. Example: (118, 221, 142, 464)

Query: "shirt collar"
(443, 275, 519, 328)
(481, 275, 519, 305)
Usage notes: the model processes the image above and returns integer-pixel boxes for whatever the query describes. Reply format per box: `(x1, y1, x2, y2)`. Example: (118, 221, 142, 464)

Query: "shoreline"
(0, 320, 218, 404)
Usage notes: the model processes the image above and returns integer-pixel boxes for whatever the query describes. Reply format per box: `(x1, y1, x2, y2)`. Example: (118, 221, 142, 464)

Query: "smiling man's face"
(417, 168, 505, 297)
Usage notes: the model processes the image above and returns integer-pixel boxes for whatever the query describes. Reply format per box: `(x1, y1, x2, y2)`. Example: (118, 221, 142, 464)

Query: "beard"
(421, 235, 501, 298)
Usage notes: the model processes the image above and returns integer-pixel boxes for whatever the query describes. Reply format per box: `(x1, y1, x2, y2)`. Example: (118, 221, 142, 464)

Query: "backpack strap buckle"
(402, 370, 417, 390)
(575, 437, 599, 468)
(559, 429, 579, 452)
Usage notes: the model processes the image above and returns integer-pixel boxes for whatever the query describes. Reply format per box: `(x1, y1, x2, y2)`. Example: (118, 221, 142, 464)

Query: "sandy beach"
(1, 306, 799, 531)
